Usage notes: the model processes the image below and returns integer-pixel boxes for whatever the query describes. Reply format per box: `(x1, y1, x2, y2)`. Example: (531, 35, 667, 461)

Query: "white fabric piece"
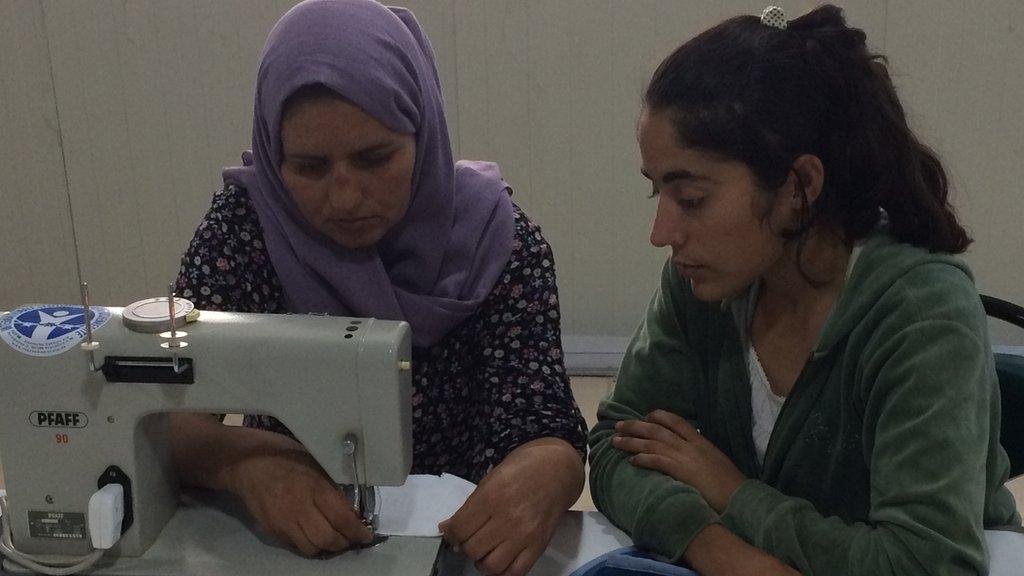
(376, 473, 476, 537)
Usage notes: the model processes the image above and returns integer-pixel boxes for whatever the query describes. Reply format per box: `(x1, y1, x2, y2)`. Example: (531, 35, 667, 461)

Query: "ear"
(787, 154, 825, 209)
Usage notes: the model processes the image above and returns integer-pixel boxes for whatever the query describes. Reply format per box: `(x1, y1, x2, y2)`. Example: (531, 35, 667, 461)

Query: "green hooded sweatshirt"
(589, 232, 1021, 576)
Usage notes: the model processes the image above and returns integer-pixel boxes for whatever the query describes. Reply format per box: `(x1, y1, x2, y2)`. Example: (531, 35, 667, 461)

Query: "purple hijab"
(224, 0, 514, 348)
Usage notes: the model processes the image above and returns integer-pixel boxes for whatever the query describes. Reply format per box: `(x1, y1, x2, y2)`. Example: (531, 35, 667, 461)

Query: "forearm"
(590, 412, 720, 562)
(169, 413, 305, 493)
(683, 524, 796, 576)
(498, 437, 585, 511)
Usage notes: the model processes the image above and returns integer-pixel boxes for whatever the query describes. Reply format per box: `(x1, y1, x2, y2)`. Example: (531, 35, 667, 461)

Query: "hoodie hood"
(813, 228, 975, 357)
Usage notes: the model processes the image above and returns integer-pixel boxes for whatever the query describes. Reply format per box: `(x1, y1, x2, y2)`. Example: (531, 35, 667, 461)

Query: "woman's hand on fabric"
(229, 448, 373, 556)
(438, 438, 584, 576)
(613, 410, 746, 513)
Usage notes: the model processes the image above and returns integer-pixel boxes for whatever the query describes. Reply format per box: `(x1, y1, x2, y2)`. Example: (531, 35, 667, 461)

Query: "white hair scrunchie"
(761, 5, 788, 30)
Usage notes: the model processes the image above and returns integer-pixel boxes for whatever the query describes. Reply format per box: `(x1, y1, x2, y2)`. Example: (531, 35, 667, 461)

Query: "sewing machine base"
(3, 490, 444, 576)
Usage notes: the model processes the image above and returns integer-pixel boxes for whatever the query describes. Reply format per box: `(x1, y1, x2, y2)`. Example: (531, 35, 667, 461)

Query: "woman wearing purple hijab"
(169, 0, 586, 573)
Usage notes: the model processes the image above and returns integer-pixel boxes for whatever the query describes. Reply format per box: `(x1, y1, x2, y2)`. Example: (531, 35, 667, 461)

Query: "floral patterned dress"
(175, 185, 587, 482)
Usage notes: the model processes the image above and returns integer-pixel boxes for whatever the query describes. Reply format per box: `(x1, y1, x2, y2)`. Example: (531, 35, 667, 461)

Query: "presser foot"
(314, 533, 389, 560)
(354, 532, 389, 550)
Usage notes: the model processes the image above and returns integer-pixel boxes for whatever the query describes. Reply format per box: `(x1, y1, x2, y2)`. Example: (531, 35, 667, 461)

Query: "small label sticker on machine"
(0, 305, 111, 357)
(27, 511, 86, 540)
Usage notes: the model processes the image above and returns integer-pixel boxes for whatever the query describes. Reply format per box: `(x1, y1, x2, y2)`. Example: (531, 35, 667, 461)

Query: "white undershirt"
(748, 342, 786, 465)
(733, 243, 864, 467)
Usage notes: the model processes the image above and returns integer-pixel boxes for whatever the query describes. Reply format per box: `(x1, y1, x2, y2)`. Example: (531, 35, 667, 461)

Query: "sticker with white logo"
(0, 305, 111, 357)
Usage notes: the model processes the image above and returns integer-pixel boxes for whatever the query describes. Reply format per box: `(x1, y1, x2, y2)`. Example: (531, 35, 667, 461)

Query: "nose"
(649, 194, 685, 249)
(327, 165, 362, 213)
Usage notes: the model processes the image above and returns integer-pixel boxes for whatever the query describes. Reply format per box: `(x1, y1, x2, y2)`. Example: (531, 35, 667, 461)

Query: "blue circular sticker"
(0, 305, 111, 357)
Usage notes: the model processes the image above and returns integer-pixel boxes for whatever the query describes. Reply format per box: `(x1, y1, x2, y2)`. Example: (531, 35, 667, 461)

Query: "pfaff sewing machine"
(0, 286, 417, 574)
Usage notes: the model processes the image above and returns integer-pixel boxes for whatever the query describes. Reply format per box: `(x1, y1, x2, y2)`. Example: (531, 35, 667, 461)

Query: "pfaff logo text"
(30, 411, 89, 428)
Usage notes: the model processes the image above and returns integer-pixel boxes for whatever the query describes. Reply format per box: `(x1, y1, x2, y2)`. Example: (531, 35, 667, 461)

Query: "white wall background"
(2, 0, 1023, 348)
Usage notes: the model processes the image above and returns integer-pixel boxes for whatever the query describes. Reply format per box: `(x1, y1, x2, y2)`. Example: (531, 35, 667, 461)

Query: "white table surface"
(2, 488, 1023, 575)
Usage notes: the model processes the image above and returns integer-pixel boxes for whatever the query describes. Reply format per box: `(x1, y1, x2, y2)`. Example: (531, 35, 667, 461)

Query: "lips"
(334, 216, 377, 226)
(673, 261, 707, 278)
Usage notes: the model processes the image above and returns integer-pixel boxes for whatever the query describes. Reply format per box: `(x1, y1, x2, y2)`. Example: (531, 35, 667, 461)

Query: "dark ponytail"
(645, 4, 971, 253)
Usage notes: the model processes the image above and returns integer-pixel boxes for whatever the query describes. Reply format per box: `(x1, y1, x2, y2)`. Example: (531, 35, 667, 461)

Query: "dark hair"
(281, 83, 344, 122)
(644, 4, 971, 254)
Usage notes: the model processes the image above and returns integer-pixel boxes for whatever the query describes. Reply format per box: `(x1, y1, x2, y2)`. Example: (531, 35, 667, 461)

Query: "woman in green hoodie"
(588, 5, 1022, 576)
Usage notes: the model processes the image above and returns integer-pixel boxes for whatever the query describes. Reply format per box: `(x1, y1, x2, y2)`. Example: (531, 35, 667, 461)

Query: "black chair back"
(981, 295, 1024, 479)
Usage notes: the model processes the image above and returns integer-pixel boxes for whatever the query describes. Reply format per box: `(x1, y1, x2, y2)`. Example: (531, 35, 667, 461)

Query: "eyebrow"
(353, 143, 397, 156)
(640, 168, 713, 185)
(283, 142, 397, 160)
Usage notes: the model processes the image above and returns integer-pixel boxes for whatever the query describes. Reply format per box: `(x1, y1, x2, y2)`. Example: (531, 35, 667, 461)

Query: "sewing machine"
(0, 292, 645, 576)
(0, 294, 416, 573)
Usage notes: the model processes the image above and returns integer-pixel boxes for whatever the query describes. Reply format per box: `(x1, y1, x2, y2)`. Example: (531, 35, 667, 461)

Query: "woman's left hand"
(439, 438, 584, 576)
(613, 409, 746, 513)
